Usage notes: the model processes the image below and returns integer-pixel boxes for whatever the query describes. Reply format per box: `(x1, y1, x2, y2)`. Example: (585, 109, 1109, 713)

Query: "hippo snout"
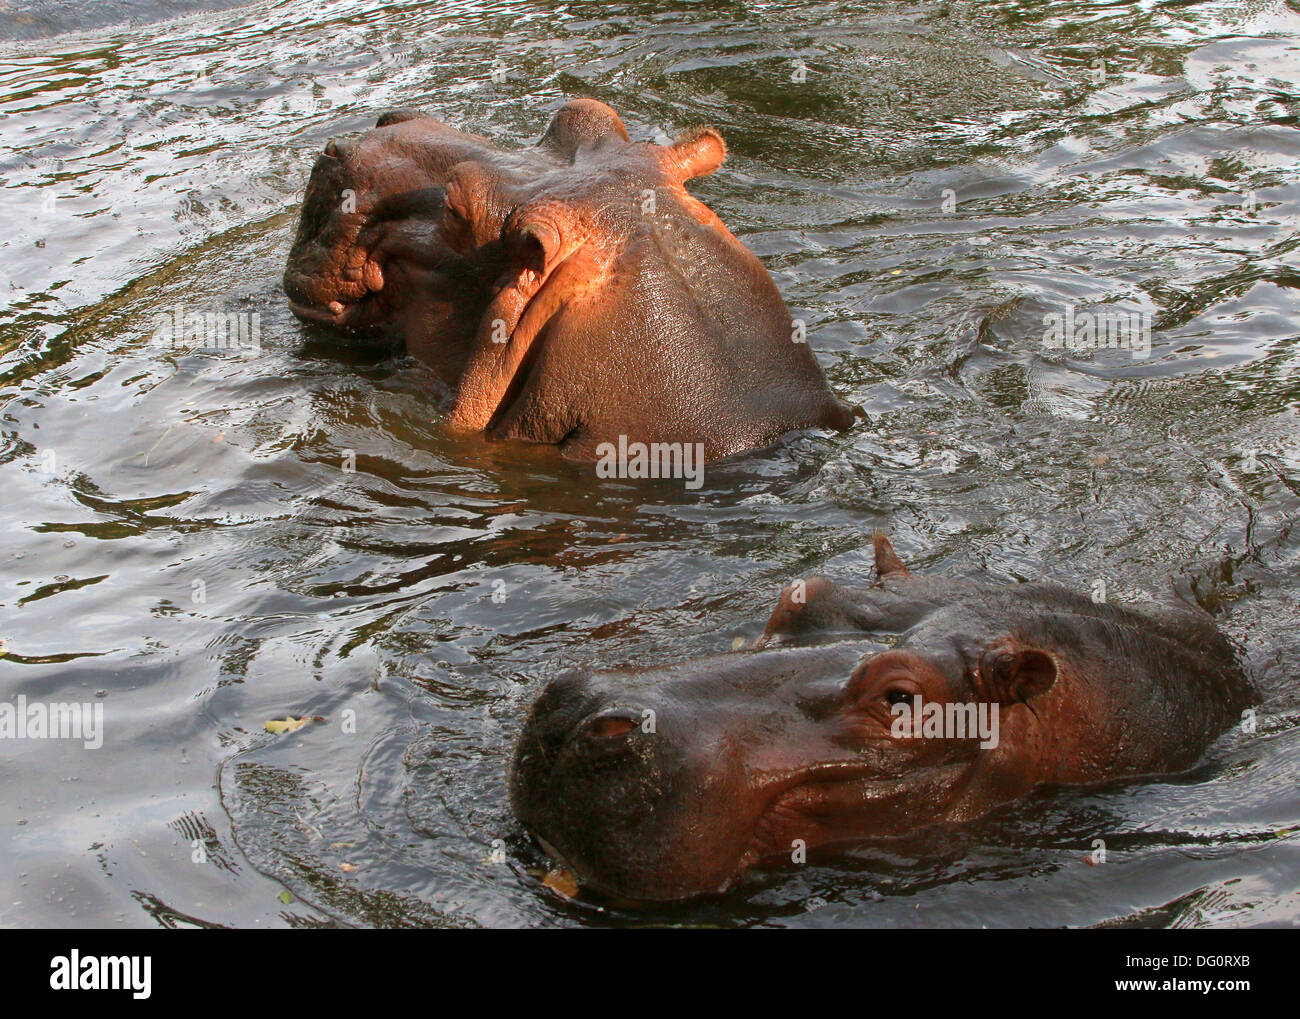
(509, 646, 877, 902)
(511, 669, 663, 814)
(510, 665, 754, 901)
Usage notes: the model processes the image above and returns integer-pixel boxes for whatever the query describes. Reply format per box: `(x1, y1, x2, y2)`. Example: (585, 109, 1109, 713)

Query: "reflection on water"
(0, 0, 1297, 928)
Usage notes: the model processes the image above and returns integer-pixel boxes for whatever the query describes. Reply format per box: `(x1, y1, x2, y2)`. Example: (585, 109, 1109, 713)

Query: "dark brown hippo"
(284, 99, 854, 461)
(510, 535, 1255, 901)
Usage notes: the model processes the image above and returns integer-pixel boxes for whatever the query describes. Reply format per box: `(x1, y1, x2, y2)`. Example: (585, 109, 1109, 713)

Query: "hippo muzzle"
(284, 112, 460, 337)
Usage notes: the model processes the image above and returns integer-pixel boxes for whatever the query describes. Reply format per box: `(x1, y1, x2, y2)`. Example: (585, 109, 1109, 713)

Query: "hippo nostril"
(585, 711, 639, 739)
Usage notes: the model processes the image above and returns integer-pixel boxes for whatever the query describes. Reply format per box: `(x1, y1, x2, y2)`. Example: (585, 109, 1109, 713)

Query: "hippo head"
(510, 538, 1060, 901)
(285, 100, 852, 453)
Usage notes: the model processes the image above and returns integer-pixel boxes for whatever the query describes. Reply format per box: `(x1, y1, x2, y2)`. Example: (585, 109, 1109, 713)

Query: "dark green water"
(1, 0, 1297, 928)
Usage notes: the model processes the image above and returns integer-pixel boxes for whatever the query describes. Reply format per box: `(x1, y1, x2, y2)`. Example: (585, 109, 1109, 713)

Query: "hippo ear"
(376, 108, 428, 127)
(873, 532, 911, 582)
(660, 127, 726, 182)
(441, 162, 504, 251)
(539, 98, 631, 156)
(755, 576, 876, 648)
(978, 638, 1057, 704)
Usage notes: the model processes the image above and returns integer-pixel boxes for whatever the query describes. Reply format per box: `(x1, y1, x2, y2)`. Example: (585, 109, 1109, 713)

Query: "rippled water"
(1, 0, 1297, 928)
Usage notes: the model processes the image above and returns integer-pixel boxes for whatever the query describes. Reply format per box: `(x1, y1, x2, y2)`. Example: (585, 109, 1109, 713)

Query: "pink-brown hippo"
(284, 99, 854, 461)
(510, 535, 1255, 901)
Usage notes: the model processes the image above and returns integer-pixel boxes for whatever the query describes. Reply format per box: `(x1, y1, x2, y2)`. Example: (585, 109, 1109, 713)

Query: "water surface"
(1, 0, 1297, 928)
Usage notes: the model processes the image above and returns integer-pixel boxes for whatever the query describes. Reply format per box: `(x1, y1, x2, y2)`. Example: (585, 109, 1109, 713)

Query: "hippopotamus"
(510, 535, 1255, 901)
(283, 99, 854, 461)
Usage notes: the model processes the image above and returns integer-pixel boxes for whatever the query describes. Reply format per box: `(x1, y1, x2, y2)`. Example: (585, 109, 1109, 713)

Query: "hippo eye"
(885, 689, 912, 706)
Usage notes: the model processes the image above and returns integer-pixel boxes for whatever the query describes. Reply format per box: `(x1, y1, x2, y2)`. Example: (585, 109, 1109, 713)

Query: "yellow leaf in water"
(542, 868, 579, 898)
(265, 715, 323, 734)
(340, 862, 358, 873)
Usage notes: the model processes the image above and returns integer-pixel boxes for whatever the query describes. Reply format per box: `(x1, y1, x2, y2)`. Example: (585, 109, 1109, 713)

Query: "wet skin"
(510, 535, 1256, 902)
(284, 99, 854, 460)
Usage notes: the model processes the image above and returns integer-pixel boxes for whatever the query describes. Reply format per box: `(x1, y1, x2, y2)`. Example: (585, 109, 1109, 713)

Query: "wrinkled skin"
(510, 535, 1256, 901)
(284, 99, 854, 460)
